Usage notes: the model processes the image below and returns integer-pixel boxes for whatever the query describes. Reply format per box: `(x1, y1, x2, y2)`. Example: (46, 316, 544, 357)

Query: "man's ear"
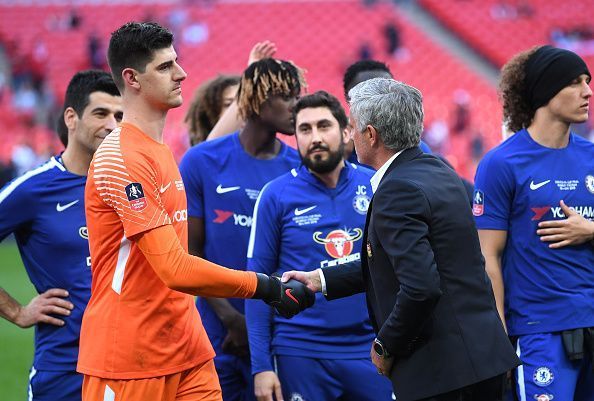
(341, 126, 350, 144)
(122, 68, 140, 90)
(367, 125, 380, 147)
(64, 107, 78, 132)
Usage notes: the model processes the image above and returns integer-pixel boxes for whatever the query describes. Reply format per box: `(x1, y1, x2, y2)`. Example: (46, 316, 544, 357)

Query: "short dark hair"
(343, 60, 392, 100)
(237, 58, 306, 120)
(57, 70, 120, 147)
(294, 90, 348, 130)
(107, 22, 173, 91)
(185, 74, 240, 145)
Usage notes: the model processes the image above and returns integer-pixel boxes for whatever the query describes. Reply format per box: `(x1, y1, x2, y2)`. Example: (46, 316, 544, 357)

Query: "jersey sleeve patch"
(472, 189, 484, 216)
(125, 183, 147, 212)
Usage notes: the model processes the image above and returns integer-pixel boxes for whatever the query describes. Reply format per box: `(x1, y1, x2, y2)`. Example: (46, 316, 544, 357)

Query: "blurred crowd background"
(0, 0, 592, 186)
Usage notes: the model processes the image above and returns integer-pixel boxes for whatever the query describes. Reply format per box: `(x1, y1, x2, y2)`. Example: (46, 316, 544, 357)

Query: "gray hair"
(348, 78, 423, 152)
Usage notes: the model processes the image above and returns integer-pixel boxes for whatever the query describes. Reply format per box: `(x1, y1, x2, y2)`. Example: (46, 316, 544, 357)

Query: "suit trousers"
(418, 374, 506, 401)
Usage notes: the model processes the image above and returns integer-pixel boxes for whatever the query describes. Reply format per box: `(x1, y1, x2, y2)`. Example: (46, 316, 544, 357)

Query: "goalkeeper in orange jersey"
(77, 22, 314, 401)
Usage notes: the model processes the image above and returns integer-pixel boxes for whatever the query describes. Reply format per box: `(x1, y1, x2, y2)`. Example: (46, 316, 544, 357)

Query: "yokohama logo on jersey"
(551, 205, 594, 219)
(212, 209, 252, 227)
(173, 209, 188, 222)
(531, 204, 594, 221)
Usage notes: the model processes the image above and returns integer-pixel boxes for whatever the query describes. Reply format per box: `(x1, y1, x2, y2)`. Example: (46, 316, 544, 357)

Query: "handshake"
(253, 273, 315, 318)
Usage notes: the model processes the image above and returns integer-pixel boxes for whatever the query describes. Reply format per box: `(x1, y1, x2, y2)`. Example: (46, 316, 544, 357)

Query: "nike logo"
(285, 288, 299, 304)
(216, 184, 240, 194)
(294, 205, 317, 216)
(56, 200, 79, 212)
(530, 180, 551, 190)
(160, 182, 171, 193)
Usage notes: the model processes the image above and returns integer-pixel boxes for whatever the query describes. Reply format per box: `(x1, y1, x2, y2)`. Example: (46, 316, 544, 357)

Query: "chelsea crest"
(353, 185, 371, 215)
(585, 175, 594, 194)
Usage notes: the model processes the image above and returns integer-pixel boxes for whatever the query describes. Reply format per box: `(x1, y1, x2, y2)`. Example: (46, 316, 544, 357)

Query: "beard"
(301, 141, 345, 174)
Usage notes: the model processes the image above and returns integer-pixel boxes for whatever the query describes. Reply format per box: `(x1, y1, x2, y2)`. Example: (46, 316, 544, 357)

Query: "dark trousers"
(419, 374, 506, 401)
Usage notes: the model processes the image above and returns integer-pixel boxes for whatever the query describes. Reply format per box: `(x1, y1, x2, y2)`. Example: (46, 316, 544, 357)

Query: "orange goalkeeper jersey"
(78, 123, 215, 379)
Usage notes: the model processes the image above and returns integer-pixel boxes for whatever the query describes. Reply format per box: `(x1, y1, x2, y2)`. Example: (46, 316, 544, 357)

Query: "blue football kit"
(0, 155, 91, 401)
(179, 133, 299, 401)
(474, 129, 594, 401)
(245, 162, 393, 401)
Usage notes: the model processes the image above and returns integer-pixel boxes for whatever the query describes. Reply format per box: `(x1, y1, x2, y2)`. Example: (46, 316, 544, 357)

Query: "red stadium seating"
(0, 1, 503, 179)
(420, 0, 594, 70)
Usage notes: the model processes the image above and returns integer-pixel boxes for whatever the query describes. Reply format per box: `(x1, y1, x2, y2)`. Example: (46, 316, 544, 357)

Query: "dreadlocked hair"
(185, 75, 240, 146)
(499, 46, 542, 133)
(237, 58, 306, 120)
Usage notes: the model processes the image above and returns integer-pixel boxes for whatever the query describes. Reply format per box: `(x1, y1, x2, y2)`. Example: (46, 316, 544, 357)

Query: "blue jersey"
(246, 163, 375, 374)
(473, 129, 594, 336)
(0, 156, 91, 371)
(179, 133, 299, 351)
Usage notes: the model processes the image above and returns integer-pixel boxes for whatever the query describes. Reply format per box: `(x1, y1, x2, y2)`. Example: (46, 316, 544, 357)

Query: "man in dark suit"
(283, 78, 520, 401)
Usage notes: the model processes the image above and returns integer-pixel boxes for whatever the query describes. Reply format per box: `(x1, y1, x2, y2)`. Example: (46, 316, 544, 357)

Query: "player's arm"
(0, 287, 73, 328)
(248, 300, 282, 401)
(206, 101, 243, 142)
(188, 216, 249, 356)
(282, 262, 365, 300)
(207, 41, 277, 141)
(182, 146, 251, 354)
(136, 224, 313, 317)
(246, 183, 285, 401)
(478, 229, 508, 331)
(114, 150, 311, 314)
(473, 152, 513, 331)
(537, 200, 594, 248)
(0, 177, 73, 328)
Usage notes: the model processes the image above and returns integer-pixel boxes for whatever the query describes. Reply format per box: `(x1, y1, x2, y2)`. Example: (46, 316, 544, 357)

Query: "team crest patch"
(585, 175, 594, 194)
(126, 182, 147, 211)
(534, 394, 554, 401)
(533, 367, 554, 387)
(290, 393, 305, 401)
(353, 194, 371, 215)
(353, 185, 370, 215)
(472, 189, 484, 216)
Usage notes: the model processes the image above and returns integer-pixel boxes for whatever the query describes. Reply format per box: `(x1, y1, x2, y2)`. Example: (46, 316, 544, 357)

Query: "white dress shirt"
(370, 150, 404, 194)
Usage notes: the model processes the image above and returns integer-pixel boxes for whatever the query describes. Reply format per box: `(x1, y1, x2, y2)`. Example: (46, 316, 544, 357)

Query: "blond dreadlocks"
(237, 58, 306, 120)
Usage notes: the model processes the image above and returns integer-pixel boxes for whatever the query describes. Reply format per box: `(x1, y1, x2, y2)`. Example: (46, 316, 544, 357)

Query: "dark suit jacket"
(323, 147, 520, 401)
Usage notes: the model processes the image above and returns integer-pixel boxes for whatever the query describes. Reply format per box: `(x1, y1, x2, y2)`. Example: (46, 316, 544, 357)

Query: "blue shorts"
(28, 367, 82, 401)
(214, 353, 255, 401)
(275, 355, 393, 401)
(515, 333, 594, 401)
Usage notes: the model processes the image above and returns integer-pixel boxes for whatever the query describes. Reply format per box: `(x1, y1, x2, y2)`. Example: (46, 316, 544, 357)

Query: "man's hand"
(281, 270, 322, 293)
(254, 371, 283, 401)
(537, 200, 594, 248)
(15, 289, 73, 328)
(370, 342, 394, 377)
(253, 274, 315, 318)
(248, 41, 277, 66)
(221, 313, 249, 357)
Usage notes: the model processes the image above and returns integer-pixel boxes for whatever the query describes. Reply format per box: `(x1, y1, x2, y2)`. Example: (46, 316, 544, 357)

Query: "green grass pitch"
(0, 240, 37, 400)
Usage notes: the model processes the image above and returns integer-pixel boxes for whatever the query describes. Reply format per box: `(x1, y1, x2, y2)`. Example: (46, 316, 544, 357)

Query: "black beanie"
(525, 45, 591, 111)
